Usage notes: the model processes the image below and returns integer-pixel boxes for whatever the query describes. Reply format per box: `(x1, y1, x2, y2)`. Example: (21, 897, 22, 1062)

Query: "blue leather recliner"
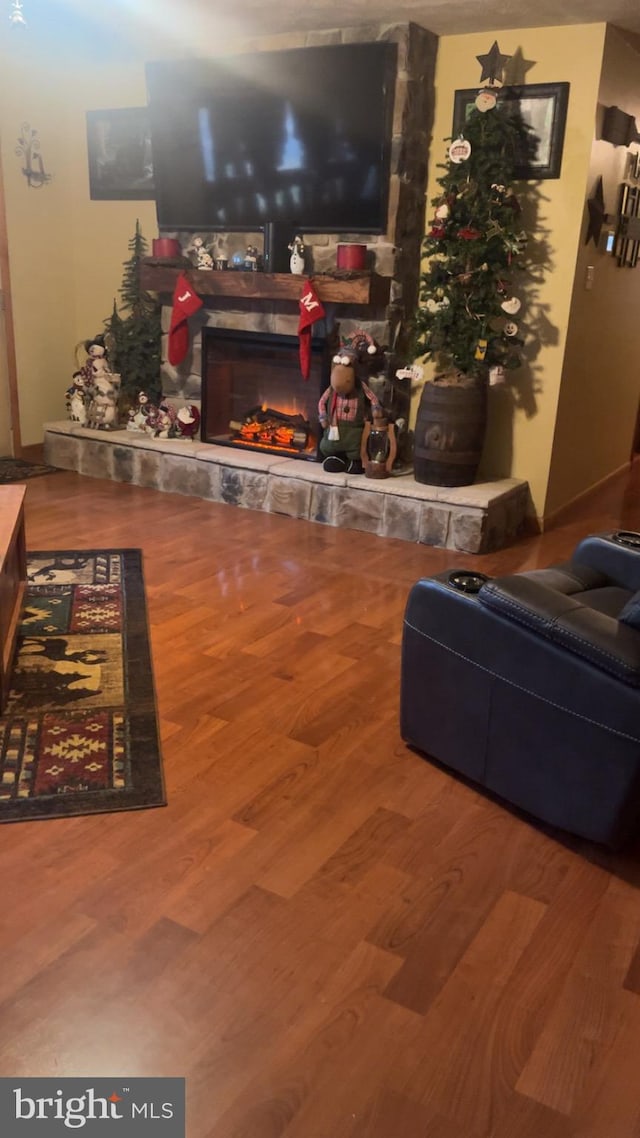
(400, 531, 640, 848)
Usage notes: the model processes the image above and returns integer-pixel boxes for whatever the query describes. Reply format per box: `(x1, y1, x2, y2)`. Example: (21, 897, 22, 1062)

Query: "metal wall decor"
(15, 123, 51, 188)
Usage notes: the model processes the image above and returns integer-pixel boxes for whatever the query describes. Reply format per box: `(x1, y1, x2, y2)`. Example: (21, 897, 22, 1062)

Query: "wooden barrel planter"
(413, 378, 488, 487)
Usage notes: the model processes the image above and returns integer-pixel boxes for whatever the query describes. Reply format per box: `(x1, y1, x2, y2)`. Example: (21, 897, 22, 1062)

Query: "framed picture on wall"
(452, 82, 570, 179)
(86, 107, 155, 200)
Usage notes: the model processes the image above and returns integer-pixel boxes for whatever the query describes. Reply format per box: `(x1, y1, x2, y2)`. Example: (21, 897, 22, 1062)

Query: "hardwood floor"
(2, 465, 640, 1137)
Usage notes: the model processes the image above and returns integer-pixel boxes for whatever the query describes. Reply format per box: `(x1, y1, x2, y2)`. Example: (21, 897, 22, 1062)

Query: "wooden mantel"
(139, 262, 392, 307)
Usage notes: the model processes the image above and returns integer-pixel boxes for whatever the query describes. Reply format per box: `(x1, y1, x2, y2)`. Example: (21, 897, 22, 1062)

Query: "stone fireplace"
(154, 21, 438, 420)
(201, 327, 328, 460)
(45, 28, 531, 561)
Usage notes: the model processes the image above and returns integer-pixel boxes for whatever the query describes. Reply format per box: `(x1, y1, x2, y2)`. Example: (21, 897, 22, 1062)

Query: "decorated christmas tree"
(104, 221, 162, 407)
(413, 43, 536, 388)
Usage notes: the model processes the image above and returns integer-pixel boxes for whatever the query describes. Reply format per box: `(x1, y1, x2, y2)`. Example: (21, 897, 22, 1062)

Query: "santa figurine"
(174, 404, 201, 440)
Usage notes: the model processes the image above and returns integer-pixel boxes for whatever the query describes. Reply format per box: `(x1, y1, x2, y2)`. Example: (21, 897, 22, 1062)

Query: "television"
(145, 42, 397, 246)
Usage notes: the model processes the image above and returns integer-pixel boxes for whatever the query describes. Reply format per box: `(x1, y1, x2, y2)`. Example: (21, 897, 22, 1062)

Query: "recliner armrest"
(572, 532, 640, 591)
(479, 575, 640, 685)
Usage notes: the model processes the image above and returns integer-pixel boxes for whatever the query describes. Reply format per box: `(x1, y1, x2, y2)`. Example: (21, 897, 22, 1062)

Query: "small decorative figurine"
(127, 391, 155, 433)
(65, 372, 88, 424)
(318, 331, 383, 474)
(86, 368, 121, 430)
(174, 404, 201, 439)
(75, 335, 108, 388)
(288, 236, 306, 275)
(151, 401, 176, 439)
(75, 336, 120, 430)
(243, 244, 260, 271)
(188, 236, 215, 270)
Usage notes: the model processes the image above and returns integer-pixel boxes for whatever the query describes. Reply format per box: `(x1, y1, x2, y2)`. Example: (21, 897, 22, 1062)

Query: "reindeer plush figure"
(318, 331, 382, 474)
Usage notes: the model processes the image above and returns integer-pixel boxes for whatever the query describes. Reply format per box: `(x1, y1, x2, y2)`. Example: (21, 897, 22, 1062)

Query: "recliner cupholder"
(612, 531, 640, 548)
(447, 571, 491, 594)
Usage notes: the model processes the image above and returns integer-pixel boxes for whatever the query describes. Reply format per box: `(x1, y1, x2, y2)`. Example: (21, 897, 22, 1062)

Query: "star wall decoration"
(476, 41, 511, 86)
(585, 175, 608, 246)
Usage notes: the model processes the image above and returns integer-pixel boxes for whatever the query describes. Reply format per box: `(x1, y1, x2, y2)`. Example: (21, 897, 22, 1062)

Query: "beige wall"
(0, 8, 177, 447)
(417, 24, 606, 518)
(546, 26, 640, 518)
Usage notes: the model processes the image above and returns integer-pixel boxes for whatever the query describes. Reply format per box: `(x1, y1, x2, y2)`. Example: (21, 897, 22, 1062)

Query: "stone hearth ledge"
(43, 422, 529, 554)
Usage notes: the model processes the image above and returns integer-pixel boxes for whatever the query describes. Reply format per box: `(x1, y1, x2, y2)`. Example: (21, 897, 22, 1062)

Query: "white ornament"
(475, 91, 497, 113)
(489, 366, 506, 386)
(448, 138, 472, 164)
(426, 295, 450, 313)
(435, 203, 450, 219)
(501, 296, 522, 315)
(504, 321, 519, 337)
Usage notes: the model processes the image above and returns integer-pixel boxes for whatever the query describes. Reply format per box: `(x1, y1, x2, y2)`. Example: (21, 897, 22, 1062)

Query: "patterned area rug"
(0, 456, 59, 483)
(0, 549, 165, 822)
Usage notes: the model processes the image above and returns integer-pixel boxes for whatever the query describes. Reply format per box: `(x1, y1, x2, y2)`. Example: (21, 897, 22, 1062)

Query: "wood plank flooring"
(2, 466, 640, 1136)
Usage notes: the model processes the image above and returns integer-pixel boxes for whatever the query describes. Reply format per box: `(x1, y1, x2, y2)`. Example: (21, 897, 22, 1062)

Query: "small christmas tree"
(413, 44, 536, 387)
(104, 221, 162, 407)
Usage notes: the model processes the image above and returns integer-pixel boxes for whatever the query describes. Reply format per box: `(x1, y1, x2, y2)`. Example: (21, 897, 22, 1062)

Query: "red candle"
(336, 243, 367, 270)
(152, 238, 182, 258)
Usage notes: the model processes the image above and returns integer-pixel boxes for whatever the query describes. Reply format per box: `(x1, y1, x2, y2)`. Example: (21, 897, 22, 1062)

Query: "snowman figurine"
(288, 235, 306, 275)
(189, 237, 214, 271)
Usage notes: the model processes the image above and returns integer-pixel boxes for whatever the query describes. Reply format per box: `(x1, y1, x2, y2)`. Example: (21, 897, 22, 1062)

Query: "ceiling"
(196, 0, 640, 40)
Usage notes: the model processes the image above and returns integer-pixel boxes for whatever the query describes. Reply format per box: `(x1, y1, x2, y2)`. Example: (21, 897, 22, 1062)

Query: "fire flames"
(230, 405, 312, 454)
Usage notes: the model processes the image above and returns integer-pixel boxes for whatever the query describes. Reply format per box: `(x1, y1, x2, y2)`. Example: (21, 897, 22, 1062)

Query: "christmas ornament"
(435, 202, 450, 219)
(474, 338, 488, 361)
(475, 90, 497, 112)
(504, 321, 519, 337)
(485, 220, 503, 240)
(489, 366, 506, 386)
(429, 224, 446, 239)
(475, 41, 511, 85)
(504, 232, 527, 255)
(458, 227, 482, 240)
(501, 296, 521, 315)
(425, 296, 450, 313)
(448, 138, 472, 164)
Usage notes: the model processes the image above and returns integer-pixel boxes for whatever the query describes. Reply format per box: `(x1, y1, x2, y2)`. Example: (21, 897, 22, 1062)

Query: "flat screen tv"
(145, 42, 397, 237)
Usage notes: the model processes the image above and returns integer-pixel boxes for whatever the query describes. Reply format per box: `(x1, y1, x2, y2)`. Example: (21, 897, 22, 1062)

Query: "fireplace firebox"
(201, 328, 329, 460)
